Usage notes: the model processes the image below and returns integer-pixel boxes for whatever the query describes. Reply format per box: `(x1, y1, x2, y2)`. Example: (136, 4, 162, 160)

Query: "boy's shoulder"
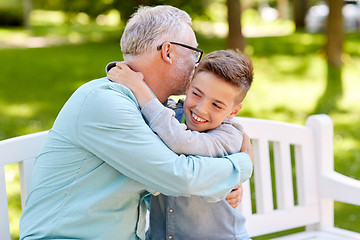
(222, 118, 244, 133)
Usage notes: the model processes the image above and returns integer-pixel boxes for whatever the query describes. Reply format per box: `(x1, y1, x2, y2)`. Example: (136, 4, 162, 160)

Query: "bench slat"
(246, 205, 320, 237)
(0, 166, 11, 240)
(252, 138, 274, 214)
(273, 141, 294, 210)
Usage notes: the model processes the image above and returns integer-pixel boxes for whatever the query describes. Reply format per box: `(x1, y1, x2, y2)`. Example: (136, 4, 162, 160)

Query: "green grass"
(1, 28, 359, 239)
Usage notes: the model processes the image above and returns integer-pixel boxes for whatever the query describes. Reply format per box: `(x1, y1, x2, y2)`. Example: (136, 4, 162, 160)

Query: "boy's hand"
(225, 185, 243, 208)
(108, 62, 154, 108)
(107, 62, 144, 87)
(241, 133, 254, 165)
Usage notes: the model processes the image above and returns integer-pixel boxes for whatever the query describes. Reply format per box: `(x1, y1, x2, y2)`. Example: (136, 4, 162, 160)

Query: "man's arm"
(76, 81, 252, 202)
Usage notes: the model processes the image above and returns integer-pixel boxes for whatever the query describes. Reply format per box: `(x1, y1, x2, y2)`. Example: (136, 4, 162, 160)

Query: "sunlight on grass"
(0, 103, 35, 118)
(30, 10, 65, 26)
(242, 8, 295, 37)
(336, 136, 360, 155)
(0, 29, 29, 39)
(340, 59, 360, 110)
(96, 9, 121, 26)
(242, 55, 326, 123)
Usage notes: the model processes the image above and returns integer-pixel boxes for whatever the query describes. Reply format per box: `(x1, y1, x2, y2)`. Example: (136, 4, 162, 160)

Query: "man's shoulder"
(70, 77, 138, 112)
(78, 78, 134, 97)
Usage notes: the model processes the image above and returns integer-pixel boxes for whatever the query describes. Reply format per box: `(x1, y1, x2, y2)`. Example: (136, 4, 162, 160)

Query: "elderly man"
(19, 5, 253, 240)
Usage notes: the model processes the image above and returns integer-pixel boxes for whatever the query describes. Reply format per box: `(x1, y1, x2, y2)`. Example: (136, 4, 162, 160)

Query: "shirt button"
(168, 235, 173, 239)
(169, 209, 173, 213)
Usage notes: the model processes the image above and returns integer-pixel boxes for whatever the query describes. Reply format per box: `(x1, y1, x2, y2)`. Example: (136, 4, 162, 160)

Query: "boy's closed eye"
(212, 103, 223, 110)
(192, 91, 201, 97)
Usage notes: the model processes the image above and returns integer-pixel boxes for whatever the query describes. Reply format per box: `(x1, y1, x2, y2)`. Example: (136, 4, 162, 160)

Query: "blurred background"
(0, 0, 359, 239)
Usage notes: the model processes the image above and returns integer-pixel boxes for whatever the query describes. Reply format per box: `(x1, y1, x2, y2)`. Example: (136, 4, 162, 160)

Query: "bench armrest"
(320, 171, 360, 206)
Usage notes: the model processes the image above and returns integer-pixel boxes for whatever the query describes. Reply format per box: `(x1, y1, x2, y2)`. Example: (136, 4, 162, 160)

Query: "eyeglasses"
(157, 41, 203, 63)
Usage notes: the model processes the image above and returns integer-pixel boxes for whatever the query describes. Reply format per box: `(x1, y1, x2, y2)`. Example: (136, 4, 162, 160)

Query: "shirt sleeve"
(76, 82, 252, 202)
(141, 98, 244, 157)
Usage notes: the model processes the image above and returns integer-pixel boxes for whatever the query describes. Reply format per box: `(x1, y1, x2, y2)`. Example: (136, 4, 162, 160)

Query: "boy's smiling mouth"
(191, 112, 208, 123)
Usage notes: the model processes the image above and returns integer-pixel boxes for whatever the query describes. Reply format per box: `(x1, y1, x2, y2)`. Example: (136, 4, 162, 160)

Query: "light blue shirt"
(19, 78, 252, 240)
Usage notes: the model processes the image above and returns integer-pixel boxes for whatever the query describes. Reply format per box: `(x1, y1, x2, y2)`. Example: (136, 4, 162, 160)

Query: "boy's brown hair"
(195, 49, 253, 103)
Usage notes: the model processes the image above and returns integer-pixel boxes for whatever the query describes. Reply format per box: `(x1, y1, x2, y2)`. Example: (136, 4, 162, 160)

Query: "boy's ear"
(160, 42, 172, 64)
(227, 104, 243, 119)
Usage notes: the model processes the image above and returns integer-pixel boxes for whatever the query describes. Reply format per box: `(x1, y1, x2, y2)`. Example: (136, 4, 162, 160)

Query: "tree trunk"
(277, 0, 288, 20)
(293, 0, 307, 29)
(226, 0, 245, 51)
(23, 0, 32, 29)
(326, 0, 343, 67)
(315, 0, 344, 113)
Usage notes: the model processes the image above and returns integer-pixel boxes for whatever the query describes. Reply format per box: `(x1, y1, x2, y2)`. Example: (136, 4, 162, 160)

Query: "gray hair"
(120, 5, 192, 56)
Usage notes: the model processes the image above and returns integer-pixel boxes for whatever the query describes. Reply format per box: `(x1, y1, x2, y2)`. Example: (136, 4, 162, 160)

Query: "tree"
(226, 0, 245, 51)
(277, 0, 288, 19)
(23, 0, 32, 29)
(315, 0, 344, 113)
(293, 0, 307, 29)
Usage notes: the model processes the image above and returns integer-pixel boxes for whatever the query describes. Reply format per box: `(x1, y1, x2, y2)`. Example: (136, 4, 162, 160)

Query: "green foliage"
(110, 0, 210, 21)
(0, 0, 23, 26)
(33, 0, 115, 19)
(32, 0, 209, 22)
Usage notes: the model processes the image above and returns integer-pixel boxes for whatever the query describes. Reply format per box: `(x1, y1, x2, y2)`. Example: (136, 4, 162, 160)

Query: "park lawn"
(1, 32, 359, 239)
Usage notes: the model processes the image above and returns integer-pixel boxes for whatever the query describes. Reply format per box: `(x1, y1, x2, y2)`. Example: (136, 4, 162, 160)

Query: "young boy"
(108, 50, 253, 240)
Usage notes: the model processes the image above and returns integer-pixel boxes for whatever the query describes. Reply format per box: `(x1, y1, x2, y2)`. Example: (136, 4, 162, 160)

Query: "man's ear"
(159, 42, 172, 64)
(227, 104, 243, 119)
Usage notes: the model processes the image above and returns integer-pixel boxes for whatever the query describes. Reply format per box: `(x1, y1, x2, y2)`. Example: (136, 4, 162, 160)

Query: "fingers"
(107, 64, 128, 82)
(115, 62, 128, 69)
(225, 185, 243, 208)
(225, 193, 241, 208)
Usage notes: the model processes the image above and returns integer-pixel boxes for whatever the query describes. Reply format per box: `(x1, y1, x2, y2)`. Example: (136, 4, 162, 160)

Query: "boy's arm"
(142, 99, 244, 157)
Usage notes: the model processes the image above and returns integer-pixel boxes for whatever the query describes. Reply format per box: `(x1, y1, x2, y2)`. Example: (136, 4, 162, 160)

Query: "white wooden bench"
(1, 114, 359, 240)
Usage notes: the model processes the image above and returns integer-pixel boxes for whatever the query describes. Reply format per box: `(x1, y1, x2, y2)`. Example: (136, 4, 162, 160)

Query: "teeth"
(192, 112, 206, 122)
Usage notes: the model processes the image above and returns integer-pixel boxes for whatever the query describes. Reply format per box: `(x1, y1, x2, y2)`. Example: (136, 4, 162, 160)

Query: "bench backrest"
(0, 131, 48, 240)
(0, 115, 333, 239)
(236, 114, 333, 237)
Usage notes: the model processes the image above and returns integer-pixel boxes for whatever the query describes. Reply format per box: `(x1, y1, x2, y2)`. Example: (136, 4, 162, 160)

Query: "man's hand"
(241, 133, 254, 165)
(225, 185, 243, 208)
